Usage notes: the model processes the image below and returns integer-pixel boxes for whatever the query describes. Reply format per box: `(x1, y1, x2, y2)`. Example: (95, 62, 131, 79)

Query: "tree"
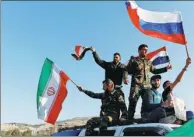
(5, 130, 13, 136)
(1, 131, 6, 136)
(11, 129, 21, 136)
(22, 129, 32, 136)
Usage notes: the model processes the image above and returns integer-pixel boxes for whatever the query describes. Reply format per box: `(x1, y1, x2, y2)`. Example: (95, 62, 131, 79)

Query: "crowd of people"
(76, 44, 193, 136)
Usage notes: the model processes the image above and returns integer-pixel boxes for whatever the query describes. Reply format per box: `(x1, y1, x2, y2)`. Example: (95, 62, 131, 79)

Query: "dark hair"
(138, 44, 148, 51)
(114, 52, 121, 57)
(163, 80, 170, 89)
(151, 75, 161, 81)
(102, 79, 114, 85)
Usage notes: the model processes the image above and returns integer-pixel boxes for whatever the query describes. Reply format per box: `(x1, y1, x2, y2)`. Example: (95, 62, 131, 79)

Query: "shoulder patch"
(118, 95, 124, 102)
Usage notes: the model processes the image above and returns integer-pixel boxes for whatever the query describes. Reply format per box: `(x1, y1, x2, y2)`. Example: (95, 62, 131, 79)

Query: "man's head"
(138, 44, 148, 57)
(113, 52, 121, 64)
(102, 79, 114, 92)
(163, 80, 171, 89)
(151, 75, 162, 89)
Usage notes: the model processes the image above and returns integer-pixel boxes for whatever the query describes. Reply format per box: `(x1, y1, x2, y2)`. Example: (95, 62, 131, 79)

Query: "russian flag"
(146, 46, 170, 69)
(125, 1, 187, 45)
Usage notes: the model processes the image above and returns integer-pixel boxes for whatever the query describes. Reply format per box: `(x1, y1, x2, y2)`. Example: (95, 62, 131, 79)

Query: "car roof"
(120, 123, 181, 128)
(91, 123, 181, 131)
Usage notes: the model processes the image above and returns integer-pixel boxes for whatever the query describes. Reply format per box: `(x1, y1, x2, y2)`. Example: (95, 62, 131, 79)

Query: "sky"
(1, 1, 194, 125)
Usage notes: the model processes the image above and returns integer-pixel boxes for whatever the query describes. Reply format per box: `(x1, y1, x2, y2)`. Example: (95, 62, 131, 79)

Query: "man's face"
(103, 83, 113, 92)
(113, 55, 120, 64)
(138, 47, 148, 57)
(151, 78, 161, 89)
(164, 81, 171, 89)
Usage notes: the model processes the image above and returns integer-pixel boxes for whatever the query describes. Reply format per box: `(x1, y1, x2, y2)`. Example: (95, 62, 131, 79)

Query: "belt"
(115, 85, 123, 88)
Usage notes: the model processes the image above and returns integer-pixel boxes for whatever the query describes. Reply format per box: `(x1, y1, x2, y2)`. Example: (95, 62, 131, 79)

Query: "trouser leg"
(85, 117, 101, 136)
(116, 88, 128, 119)
(128, 85, 141, 120)
(148, 107, 166, 123)
(85, 116, 115, 136)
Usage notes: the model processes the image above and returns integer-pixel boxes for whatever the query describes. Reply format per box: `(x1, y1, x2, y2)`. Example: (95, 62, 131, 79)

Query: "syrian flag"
(126, 46, 170, 69)
(71, 45, 91, 60)
(37, 58, 70, 125)
(146, 46, 170, 69)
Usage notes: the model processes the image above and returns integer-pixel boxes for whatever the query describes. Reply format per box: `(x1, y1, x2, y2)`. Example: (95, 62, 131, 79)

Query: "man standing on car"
(126, 44, 171, 120)
(90, 47, 128, 120)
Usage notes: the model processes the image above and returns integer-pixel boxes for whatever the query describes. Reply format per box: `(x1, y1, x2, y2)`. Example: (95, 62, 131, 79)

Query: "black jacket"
(93, 52, 128, 86)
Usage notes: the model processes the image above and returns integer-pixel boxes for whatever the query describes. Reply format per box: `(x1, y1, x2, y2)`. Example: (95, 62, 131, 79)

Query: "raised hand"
(161, 100, 173, 108)
(186, 57, 191, 67)
(77, 86, 84, 92)
(90, 46, 96, 52)
(166, 64, 172, 70)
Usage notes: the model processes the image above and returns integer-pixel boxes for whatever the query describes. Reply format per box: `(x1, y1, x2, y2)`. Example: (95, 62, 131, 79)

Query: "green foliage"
(3, 129, 51, 136)
(11, 129, 21, 136)
(1, 131, 6, 136)
(22, 129, 32, 136)
(3, 129, 22, 136)
(4, 130, 13, 136)
(36, 133, 50, 136)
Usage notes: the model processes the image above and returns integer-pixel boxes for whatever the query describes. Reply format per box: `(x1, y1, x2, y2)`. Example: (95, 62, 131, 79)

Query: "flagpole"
(69, 78, 79, 87)
(185, 44, 190, 58)
(165, 46, 172, 69)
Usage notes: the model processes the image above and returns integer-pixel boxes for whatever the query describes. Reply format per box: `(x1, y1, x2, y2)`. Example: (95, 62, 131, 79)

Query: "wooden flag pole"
(185, 44, 190, 58)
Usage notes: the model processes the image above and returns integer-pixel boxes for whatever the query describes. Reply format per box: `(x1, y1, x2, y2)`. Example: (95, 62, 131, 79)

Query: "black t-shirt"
(162, 86, 172, 102)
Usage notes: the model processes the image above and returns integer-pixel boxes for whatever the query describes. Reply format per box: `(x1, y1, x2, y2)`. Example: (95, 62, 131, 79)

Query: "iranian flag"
(37, 58, 70, 125)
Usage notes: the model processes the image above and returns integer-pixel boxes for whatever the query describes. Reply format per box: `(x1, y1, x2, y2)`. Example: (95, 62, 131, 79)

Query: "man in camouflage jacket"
(77, 79, 127, 136)
(126, 44, 171, 120)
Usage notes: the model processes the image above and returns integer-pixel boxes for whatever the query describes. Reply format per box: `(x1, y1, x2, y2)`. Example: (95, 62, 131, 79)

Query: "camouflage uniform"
(92, 51, 128, 119)
(126, 56, 168, 120)
(83, 89, 127, 136)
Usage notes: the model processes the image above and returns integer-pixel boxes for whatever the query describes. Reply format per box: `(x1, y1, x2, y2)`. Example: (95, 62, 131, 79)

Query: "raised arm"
(170, 57, 191, 90)
(77, 86, 104, 99)
(91, 47, 108, 69)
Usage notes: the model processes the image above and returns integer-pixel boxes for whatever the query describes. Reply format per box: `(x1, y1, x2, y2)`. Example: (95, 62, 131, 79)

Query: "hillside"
(1, 117, 92, 136)
(1, 115, 141, 136)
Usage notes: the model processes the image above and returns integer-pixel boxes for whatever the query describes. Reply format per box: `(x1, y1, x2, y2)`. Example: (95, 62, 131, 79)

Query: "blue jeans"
(142, 107, 166, 123)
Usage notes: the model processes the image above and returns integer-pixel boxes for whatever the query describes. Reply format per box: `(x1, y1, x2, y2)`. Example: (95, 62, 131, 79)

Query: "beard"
(113, 60, 119, 64)
(140, 54, 146, 58)
(152, 84, 160, 89)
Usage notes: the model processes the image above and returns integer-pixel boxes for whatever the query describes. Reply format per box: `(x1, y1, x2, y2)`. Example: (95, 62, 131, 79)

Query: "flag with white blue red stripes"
(146, 46, 170, 69)
(125, 0, 187, 45)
